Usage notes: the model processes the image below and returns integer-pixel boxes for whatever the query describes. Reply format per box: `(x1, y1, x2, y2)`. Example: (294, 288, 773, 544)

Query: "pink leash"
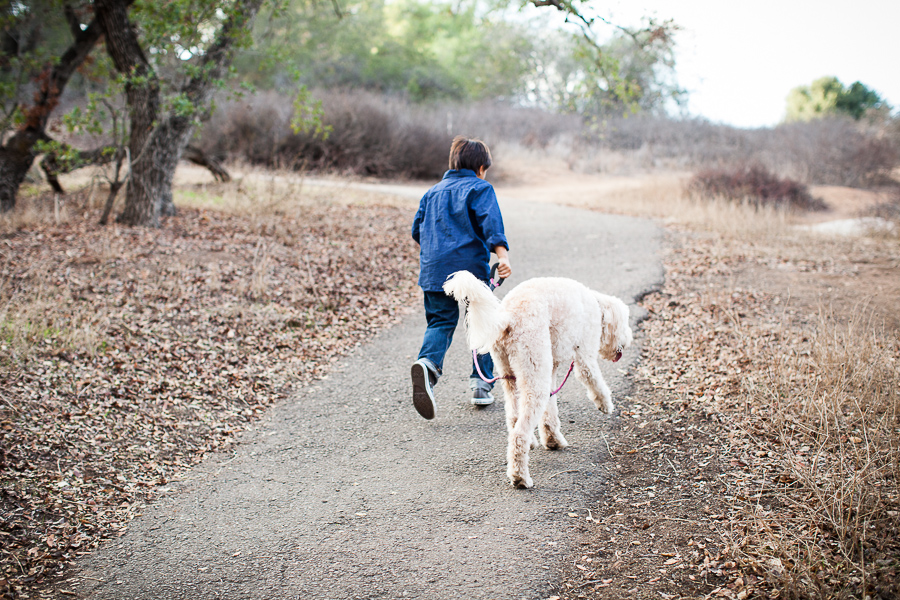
(472, 350, 575, 396)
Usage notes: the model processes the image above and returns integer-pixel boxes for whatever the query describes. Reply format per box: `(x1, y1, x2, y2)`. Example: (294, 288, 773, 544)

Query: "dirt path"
(68, 189, 663, 599)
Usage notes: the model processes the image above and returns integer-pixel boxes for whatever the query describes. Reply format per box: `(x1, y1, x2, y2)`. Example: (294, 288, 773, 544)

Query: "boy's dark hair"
(449, 136, 492, 172)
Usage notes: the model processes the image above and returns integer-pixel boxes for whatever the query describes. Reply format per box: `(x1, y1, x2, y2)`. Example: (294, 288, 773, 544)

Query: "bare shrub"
(446, 101, 580, 149)
(584, 115, 899, 187)
(687, 164, 827, 211)
(198, 90, 585, 179)
(200, 90, 450, 179)
(196, 90, 898, 187)
(772, 119, 899, 188)
(868, 187, 900, 227)
(738, 310, 900, 598)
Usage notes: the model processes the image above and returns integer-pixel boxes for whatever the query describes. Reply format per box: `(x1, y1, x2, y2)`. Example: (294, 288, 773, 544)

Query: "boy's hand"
(495, 257, 512, 279)
(492, 245, 512, 279)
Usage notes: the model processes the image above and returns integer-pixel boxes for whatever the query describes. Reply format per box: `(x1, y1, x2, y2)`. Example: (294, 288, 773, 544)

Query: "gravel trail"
(71, 190, 663, 600)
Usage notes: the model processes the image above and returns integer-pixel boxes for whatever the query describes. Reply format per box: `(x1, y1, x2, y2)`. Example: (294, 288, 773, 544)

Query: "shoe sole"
(411, 362, 436, 420)
(470, 395, 494, 406)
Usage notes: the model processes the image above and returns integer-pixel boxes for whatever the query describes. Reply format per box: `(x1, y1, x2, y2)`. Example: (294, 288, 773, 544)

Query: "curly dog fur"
(444, 271, 633, 488)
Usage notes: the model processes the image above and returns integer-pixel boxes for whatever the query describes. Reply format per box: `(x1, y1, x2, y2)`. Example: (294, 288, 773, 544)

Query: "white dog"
(443, 271, 633, 488)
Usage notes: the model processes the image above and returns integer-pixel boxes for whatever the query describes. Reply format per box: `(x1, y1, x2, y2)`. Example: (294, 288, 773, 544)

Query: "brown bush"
(869, 187, 900, 226)
(198, 90, 450, 179)
(687, 164, 827, 211)
(585, 115, 899, 187)
(197, 90, 580, 180)
(195, 89, 898, 187)
(194, 92, 564, 175)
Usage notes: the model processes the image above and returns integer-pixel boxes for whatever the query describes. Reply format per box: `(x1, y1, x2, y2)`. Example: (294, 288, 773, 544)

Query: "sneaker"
(471, 387, 494, 406)
(411, 360, 437, 420)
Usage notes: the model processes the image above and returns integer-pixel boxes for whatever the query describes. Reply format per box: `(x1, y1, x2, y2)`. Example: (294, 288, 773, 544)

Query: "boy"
(410, 136, 512, 420)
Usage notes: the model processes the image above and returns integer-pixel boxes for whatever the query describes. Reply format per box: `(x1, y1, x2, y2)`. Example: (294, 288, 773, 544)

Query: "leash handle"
(490, 263, 505, 289)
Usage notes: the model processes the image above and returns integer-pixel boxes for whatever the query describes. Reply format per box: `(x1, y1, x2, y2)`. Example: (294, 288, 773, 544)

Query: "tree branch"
(181, 0, 267, 110)
(23, 6, 102, 131)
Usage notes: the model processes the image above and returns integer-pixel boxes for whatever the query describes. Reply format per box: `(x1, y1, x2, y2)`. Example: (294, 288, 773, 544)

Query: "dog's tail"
(443, 270, 504, 353)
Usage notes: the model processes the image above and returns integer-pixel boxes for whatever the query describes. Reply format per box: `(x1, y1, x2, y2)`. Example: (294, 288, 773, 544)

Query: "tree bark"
(0, 6, 102, 212)
(0, 132, 42, 212)
(96, 0, 263, 227)
(93, 0, 163, 225)
(99, 179, 124, 225)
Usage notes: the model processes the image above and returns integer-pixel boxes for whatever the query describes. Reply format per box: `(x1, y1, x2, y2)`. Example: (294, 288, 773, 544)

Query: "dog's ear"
(593, 292, 633, 357)
(592, 291, 616, 338)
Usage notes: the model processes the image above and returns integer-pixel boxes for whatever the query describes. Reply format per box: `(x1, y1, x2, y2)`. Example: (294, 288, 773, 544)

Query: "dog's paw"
(509, 473, 534, 489)
(543, 433, 569, 450)
(598, 397, 615, 414)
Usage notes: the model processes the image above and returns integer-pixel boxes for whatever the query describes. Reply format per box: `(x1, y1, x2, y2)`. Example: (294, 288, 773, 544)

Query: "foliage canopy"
(240, 0, 681, 114)
(785, 76, 889, 122)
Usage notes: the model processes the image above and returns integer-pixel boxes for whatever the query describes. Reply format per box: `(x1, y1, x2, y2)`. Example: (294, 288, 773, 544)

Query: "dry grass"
(0, 164, 416, 370)
(504, 168, 796, 241)
(735, 308, 900, 598)
(565, 173, 900, 598)
(1, 191, 117, 364)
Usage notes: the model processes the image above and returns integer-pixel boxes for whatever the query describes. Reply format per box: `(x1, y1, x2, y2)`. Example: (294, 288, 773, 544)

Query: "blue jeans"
(418, 290, 494, 389)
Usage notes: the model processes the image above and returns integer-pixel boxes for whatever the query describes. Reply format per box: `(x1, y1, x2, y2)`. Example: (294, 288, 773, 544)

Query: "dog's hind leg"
(492, 347, 519, 434)
(540, 362, 570, 450)
(574, 355, 614, 414)
(496, 344, 538, 451)
(540, 394, 569, 450)
(506, 349, 551, 488)
(507, 403, 539, 488)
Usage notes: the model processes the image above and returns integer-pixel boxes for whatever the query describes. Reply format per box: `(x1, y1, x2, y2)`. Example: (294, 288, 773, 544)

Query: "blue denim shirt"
(412, 169, 509, 292)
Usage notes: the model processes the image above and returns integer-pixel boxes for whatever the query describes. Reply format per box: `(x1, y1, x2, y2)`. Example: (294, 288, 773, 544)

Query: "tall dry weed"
(739, 309, 900, 597)
(248, 241, 272, 300)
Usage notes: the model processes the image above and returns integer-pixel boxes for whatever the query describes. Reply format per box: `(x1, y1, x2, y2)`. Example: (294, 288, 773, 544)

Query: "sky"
(589, 0, 900, 129)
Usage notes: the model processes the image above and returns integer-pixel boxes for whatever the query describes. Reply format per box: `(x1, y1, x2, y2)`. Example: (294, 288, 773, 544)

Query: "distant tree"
(541, 24, 683, 116)
(786, 76, 888, 122)
(243, 0, 680, 114)
(0, 0, 271, 223)
(242, 0, 539, 102)
(836, 81, 886, 120)
(0, 1, 102, 213)
(527, 0, 680, 115)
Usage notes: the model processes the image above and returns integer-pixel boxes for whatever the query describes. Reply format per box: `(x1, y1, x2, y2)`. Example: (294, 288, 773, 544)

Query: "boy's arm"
(470, 186, 508, 255)
(492, 245, 512, 279)
(411, 195, 427, 244)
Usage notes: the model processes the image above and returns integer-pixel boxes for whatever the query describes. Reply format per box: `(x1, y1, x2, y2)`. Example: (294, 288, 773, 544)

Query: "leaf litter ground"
(551, 226, 899, 600)
(1, 189, 419, 598)
(3, 183, 899, 600)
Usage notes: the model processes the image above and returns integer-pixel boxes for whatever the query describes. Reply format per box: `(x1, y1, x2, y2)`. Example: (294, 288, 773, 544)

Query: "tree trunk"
(99, 179, 124, 225)
(96, 0, 263, 227)
(116, 118, 188, 226)
(0, 6, 101, 212)
(94, 0, 162, 225)
(0, 131, 41, 212)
